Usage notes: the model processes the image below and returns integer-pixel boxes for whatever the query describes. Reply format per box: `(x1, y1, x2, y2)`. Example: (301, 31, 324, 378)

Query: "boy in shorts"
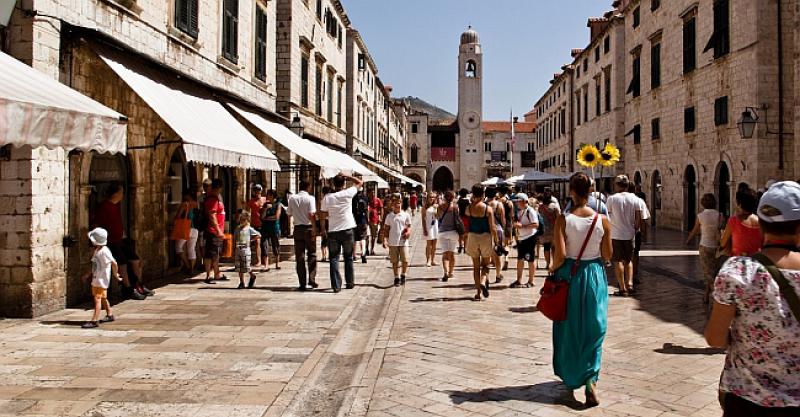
(82, 228, 122, 329)
(234, 211, 261, 289)
(382, 197, 412, 287)
(509, 194, 539, 288)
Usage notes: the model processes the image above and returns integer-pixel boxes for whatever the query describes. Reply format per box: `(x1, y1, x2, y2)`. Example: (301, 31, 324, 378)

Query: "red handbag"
(537, 213, 599, 321)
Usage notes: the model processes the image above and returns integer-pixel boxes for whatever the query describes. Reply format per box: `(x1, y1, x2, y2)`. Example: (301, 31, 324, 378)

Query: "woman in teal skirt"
(549, 172, 612, 407)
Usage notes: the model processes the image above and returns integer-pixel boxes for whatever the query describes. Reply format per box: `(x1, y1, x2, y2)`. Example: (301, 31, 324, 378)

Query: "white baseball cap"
(757, 181, 800, 223)
(514, 193, 529, 202)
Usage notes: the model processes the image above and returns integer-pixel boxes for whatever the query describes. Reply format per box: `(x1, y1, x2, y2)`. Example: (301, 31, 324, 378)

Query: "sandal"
(612, 290, 629, 297)
(216, 275, 229, 281)
(509, 281, 523, 288)
(585, 381, 599, 407)
(524, 282, 534, 288)
(481, 284, 490, 298)
(473, 294, 481, 301)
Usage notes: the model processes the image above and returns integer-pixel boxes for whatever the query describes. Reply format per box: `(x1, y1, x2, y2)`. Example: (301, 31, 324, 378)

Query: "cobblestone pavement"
(359, 227, 726, 417)
(0, 219, 726, 417)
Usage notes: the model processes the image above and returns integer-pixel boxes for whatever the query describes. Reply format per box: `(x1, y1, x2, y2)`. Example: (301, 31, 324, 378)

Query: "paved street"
(0, 218, 725, 417)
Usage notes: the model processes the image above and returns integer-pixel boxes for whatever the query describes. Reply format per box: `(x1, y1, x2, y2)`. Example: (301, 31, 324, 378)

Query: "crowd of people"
(79, 172, 799, 415)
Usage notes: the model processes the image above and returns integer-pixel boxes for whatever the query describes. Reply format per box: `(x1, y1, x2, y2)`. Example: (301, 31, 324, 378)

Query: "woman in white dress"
(422, 192, 440, 267)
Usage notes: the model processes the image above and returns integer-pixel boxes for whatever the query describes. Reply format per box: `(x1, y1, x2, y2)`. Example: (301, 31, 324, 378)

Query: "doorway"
(684, 166, 697, 231)
(650, 170, 661, 227)
(432, 166, 454, 192)
(716, 162, 731, 218)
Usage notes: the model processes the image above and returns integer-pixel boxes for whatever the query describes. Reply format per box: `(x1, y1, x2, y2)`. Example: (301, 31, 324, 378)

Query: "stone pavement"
(0, 219, 727, 417)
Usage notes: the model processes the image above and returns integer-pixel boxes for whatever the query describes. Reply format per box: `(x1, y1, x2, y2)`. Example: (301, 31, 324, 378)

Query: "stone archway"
(432, 166, 454, 192)
(407, 173, 423, 184)
(684, 165, 697, 231)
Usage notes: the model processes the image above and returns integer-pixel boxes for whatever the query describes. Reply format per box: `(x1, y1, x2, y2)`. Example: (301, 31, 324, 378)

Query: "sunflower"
(577, 145, 601, 168)
(599, 143, 621, 167)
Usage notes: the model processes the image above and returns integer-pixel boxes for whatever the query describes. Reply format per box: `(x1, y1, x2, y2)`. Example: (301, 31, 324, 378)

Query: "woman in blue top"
(464, 185, 499, 301)
(550, 173, 612, 407)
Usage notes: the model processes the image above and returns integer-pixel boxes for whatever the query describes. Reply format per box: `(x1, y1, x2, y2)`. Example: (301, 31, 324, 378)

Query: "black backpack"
(535, 211, 546, 237)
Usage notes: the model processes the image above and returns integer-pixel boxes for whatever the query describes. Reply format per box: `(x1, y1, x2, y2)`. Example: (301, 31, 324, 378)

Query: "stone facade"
(1, 0, 279, 317)
(534, 69, 574, 176)
(532, 0, 797, 231)
(345, 29, 378, 158)
(276, 0, 348, 150)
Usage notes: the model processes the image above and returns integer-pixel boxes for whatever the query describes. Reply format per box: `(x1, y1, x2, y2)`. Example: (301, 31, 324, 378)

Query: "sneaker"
(393, 278, 400, 287)
(100, 315, 115, 323)
(400, 275, 406, 285)
(309, 281, 319, 289)
(138, 286, 155, 296)
(237, 282, 245, 289)
(130, 290, 146, 300)
(81, 321, 99, 329)
(441, 274, 448, 282)
(345, 283, 355, 290)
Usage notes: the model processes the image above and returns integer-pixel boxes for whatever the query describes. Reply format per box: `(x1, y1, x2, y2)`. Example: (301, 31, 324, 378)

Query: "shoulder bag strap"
(571, 213, 600, 276)
(752, 253, 800, 322)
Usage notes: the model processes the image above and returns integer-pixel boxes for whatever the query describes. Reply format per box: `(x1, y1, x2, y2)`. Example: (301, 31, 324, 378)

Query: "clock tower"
(458, 26, 483, 188)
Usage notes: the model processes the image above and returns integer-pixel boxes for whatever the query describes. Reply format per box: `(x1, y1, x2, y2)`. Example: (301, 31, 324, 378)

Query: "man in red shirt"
(203, 179, 227, 284)
(409, 192, 418, 217)
(367, 190, 383, 256)
(93, 182, 150, 300)
(246, 184, 266, 267)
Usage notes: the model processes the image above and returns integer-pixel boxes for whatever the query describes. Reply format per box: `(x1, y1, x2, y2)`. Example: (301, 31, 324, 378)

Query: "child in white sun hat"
(82, 227, 122, 329)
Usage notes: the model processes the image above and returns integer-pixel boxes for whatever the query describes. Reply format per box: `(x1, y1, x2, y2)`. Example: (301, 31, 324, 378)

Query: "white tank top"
(564, 213, 605, 260)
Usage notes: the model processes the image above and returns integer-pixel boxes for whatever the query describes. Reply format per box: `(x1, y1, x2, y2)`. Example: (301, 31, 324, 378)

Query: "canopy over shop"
(0, 50, 128, 153)
(97, 49, 279, 172)
(229, 103, 387, 187)
(363, 160, 425, 190)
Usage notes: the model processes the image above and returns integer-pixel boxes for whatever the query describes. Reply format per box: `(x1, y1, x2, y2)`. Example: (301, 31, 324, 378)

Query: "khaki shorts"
(91, 286, 108, 299)
(466, 233, 494, 258)
(369, 224, 380, 237)
(389, 246, 409, 264)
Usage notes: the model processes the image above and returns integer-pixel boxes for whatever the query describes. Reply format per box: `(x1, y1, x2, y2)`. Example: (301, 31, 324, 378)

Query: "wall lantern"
(737, 108, 758, 139)
(290, 115, 304, 138)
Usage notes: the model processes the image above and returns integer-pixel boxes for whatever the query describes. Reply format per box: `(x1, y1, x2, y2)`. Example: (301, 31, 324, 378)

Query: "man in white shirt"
(320, 174, 364, 292)
(287, 180, 317, 291)
(606, 175, 642, 296)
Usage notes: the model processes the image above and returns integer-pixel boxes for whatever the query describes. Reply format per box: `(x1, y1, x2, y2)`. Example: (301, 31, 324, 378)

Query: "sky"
(340, 0, 612, 121)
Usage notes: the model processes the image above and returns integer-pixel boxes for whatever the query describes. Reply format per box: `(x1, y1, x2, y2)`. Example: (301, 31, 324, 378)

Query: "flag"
(509, 109, 516, 151)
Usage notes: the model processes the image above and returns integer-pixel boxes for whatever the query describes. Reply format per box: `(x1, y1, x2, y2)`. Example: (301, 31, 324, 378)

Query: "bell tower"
(458, 26, 483, 188)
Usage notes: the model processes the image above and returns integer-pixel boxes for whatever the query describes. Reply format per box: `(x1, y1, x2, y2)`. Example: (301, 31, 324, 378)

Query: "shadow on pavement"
(408, 296, 475, 303)
(509, 306, 538, 314)
(654, 343, 726, 355)
(40, 320, 89, 327)
(355, 283, 397, 290)
(448, 381, 585, 410)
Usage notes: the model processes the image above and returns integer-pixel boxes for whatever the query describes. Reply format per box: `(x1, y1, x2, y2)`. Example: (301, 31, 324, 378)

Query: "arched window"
(465, 60, 477, 78)
(410, 144, 418, 164)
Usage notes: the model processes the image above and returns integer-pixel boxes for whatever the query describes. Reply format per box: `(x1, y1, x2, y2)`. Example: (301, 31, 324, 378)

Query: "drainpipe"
(777, 0, 785, 170)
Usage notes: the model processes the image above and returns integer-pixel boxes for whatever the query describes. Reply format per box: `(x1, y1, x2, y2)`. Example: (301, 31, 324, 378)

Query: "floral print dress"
(714, 256, 800, 407)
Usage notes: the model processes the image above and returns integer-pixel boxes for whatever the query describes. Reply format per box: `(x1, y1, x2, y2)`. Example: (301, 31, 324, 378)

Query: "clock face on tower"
(462, 111, 481, 130)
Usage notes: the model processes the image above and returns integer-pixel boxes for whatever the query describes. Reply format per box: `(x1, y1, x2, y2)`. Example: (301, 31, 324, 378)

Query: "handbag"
(170, 203, 191, 241)
(440, 204, 465, 235)
(537, 213, 600, 321)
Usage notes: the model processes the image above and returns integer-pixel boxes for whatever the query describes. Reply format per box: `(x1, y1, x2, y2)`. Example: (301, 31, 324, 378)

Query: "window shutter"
(684, 107, 696, 133)
(255, 8, 267, 81)
(683, 18, 696, 74)
(188, 0, 198, 37)
(651, 43, 661, 89)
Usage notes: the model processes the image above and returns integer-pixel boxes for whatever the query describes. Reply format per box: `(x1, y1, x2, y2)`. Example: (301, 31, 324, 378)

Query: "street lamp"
(737, 108, 758, 139)
(290, 115, 304, 138)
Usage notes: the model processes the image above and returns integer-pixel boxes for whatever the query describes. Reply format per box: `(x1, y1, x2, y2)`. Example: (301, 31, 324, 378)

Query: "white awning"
(308, 143, 388, 188)
(364, 160, 425, 189)
(97, 50, 279, 171)
(0, 50, 127, 154)
(228, 104, 347, 178)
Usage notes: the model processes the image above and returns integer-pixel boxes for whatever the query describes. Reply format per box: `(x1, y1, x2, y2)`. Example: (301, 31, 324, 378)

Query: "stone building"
(621, 0, 795, 230)
(534, 68, 574, 176)
(404, 27, 537, 192)
(345, 28, 378, 159)
(276, 0, 348, 151)
(532, 0, 797, 231)
(1, 0, 282, 317)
